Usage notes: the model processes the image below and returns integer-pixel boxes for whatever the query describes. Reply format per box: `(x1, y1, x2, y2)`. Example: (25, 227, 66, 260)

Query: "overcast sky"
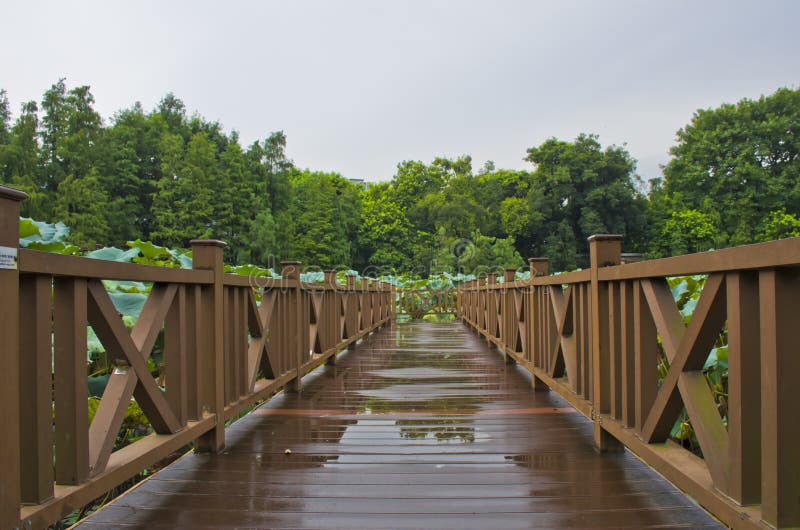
(2, 0, 798, 183)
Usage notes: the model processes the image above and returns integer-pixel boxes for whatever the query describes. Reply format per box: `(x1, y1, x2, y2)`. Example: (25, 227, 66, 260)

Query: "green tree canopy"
(650, 86, 800, 253)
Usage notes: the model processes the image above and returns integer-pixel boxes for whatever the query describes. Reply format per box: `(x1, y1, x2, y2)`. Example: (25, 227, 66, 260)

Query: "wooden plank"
(531, 269, 591, 285)
(619, 281, 636, 428)
(0, 186, 25, 529)
(19, 275, 54, 503)
(239, 288, 249, 398)
(725, 272, 760, 505)
(87, 367, 138, 476)
(633, 280, 657, 434)
(598, 236, 800, 280)
(165, 285, 188, 426)
(75, 321, 721, 530)
(607, 282, 622, 421)
(759, 268, 800, 528)
(185, 285, 201, 420)
(192, 240, 226, 453)
(54, 277, 90, 485)
(19, 248, 212, 283)
(223, 287, 233, 406)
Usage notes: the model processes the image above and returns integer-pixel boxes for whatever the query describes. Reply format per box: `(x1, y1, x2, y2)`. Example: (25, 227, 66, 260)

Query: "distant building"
(348, 178, 368, 190)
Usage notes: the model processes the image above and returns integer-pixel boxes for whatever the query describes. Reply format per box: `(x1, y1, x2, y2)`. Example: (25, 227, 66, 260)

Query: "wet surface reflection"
(78, 321, 722, 529)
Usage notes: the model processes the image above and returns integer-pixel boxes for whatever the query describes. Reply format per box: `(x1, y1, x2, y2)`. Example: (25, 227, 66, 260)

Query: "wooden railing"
(458, 235, 800, 530)
(396, 287, 458, 317)
(0, 186, 394, 530)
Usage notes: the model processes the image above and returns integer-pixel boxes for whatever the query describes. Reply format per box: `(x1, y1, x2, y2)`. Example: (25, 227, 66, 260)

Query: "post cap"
(0, 185, 28, 202)
(189, 239, 227, 248)
(528, 257, 549, 263)
(587, 234, 623, 242)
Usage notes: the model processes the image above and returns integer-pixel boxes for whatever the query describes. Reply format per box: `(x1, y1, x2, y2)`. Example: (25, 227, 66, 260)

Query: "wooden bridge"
(1, 186, 799, 529)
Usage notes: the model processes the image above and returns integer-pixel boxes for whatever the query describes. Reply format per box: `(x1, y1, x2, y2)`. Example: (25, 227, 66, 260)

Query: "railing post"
(528, 258, 549, 390)
(588, 234, 624, 453)
(0, 186, 25, 530)
(281, 261, 303, 392)
(191, 239, 226, 453)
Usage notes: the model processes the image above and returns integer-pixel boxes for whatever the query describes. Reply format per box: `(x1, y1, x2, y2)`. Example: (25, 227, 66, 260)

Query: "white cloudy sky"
(1, 0, 798, 183)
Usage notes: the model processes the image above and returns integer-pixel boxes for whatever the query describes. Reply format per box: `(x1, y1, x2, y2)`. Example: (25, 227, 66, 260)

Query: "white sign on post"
(0, 246, 18, 270)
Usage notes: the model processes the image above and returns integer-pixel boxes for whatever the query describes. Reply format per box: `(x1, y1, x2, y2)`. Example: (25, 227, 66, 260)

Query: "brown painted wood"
(193, 240, 227, 453)
(77, 322, 720, 530)
(54, 277, 90, 486)
(588, 235, 623, 452)
(726, 272, 761, 505)
(598, 236, 800, 280)
(0, 187, 24, 529)
(759, 269, 800, 528)
(633, 280, 657, 434)
(19, 247, 213, 284)
(618, 281, 636, 429)
(19, 275, 54, 504)
(165, 285, 188, 427)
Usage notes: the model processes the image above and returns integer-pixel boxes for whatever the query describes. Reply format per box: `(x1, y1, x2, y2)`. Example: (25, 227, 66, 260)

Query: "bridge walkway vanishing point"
(76, 321, 722, 529)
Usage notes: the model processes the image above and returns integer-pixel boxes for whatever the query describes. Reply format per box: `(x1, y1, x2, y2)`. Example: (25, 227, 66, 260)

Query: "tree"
(756, 209, 800, 242)
(651, 87, 800, 254)
(288, 170, 361, 268)
(523, 134, 647, 269)
(217, 140, 253, 260)
(0, 100, 47, 218)
(0, 89, 10, 145)
(358, 182, 413, 271)
(102, 103, 168, 245)
(151, 132, 220, 246)
(656, 209, 717, 256)
(53, 170, 111, 246)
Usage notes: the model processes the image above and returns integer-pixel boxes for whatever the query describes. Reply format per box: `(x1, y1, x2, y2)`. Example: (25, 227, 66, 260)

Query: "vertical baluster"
(726, 271, 760, 505)
(619, 281, 636, 428)
(165, 284, 187, 426)
(223, 286, 233, 406)
(185, 285, 201, 420)
(19, 275, 54, 504)
(54, 277, 89, 484)
(240, 288, 249, 396)
(608, 281, 622, 420)
(758, 268, 800, 528)
(634, 280, 658, 435)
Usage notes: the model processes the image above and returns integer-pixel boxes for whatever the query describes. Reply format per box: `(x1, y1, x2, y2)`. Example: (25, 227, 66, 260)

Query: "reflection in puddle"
(397, 418, 475, 443)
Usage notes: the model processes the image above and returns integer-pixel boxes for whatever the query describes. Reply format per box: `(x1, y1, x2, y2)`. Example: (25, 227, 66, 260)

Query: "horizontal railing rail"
(458, 235, 800, 530)
(0, 186, 394, 529)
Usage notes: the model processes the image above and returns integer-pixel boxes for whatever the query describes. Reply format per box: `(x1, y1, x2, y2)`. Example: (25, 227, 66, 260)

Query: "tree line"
(1, 80, 798, 273)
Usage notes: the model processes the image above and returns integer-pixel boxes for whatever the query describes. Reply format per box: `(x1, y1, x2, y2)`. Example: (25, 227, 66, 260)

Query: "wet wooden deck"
(77, 321, 721, 529)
